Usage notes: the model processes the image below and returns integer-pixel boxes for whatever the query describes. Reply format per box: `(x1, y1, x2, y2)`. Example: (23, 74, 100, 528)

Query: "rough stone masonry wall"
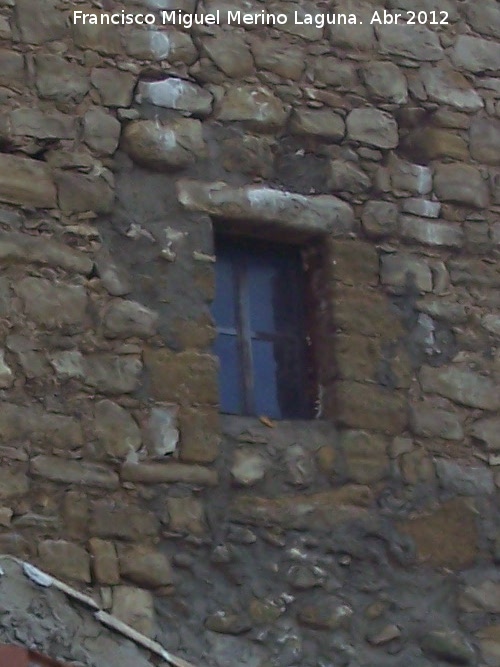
(0, 0, 500, 665)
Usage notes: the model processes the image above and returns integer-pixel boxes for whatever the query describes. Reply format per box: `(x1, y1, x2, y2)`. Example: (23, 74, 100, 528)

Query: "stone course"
(0, 0, 498, 665)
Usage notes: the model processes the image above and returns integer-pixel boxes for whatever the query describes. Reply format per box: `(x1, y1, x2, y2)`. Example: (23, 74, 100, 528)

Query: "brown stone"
(94, 399, 142, 459)
(0, 468, 29, 500)
(340, 430, 389, 484)
(216, 85, 288, 131)
(120, 462, 218, 486)
(31, 456, 119, 490)
(179, 407, 221, 463)
(144, 348, 218, 405)
(63, 491, 89, 539)
(399, 499, 478, 569)
(332, 287, 404, 340)
(89, 538, 120, 585)
(118, 545, 174, 588)
(15, 277, 87, 329)
(56, 170, 115, 214)
(327, 239, 379, 286)
(90, 500, 159, 540)
(112, 586, 155, 637)
(0, 231, 92, 274)
(229, 486, 373, 530)
(38, 539, 91, 582)
(166, 497, 206, 535)
(402, 128, 469, 163)
(0, 154, 56, 209)
(333, 382, 407, 435)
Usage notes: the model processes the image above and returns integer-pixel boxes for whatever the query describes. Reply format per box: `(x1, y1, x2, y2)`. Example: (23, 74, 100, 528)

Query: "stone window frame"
(177, 179, 356, 421)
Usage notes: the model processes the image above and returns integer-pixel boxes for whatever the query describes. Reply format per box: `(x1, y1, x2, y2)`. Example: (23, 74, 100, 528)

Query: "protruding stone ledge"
(0, 231, 93, 274)
(121, 462, 218, 486)
(176, 180, 354, 239)
(31, 455, 119, 490)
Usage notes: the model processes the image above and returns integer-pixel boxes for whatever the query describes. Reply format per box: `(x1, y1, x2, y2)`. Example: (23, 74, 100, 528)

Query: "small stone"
(420, 630, 475, 665)
(400, 217, 463, 248)
(362, 61, 408, 103)
(0, 468, 29, 500)
(376, 24, 443, 61)
(420, 366, 500, 411)
(0, 350, 13, 388)
(0, 507, 12, 527)
(35, 54, 88, 102)
(121, 462, 218, 486)
(470, 117, 500, 166)
(137, 78, 213, 116)
(340, 430, 389, 484)
(361, 200, 398, 238)
(402, 199, 440, 218)
(90, 501, 158, 540)
(83, 107, 121, 156)
(460, 582, 500, 613)
(202, 32, 253, 78)
(9, 108, 75, 139)
(118, 545, 174, 588)
(328, 160, 371, 193)
(470, 417, 500, 452)
(15, 278, 87, 329)
(388, 154, 432, 195)
(94, 399, 142, 459)
(126, 28, 197, 63)
(231, 448, 266, 486)
(89, 538, 119, 585)
(435, 459, 494, 496)
(179, 407, 220, 464)
(144, 405, 179, 458)
(367, 624, 401, 645)
(91, 68, 136, 107)
(298, 597, 353, 630)
(56, 169, 115, 214)
(216, 85, 287, 131)
(346, 108, 398, 149)
(410, 405, 464, 441)
(83, 354, 142, 395)
(205, 611, 251, 635)
(434, 164, 489, 209)
(0, 154, 56, 209)
(289, 108, 345, 141)
(31, 456, 119, 490)
(380, 254, 432, 293)
(102, 299, 158, 339)
(166, 497, 206, 535)
(452, 35, 500, 73)
(249, 598, 284, 624)
(420, 64, 483, 112)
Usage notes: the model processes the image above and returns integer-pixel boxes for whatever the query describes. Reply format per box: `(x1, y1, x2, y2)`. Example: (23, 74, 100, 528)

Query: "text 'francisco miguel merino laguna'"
(73, 9, 450, 28)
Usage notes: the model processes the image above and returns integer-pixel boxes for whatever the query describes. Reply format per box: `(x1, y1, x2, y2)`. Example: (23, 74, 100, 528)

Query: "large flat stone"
(0, 403, 83, 449)
(38, 540, 90, 582)
(420, 366, 500, 410)
(216, 84, 287, 130)
(334, 381, 407, 435)
(31, 455, 119, 489)
(420, 65, 483, 112)
(15, 277, 87, 329)
(376, 24, 443, 61)
(120, 462, 218, 486)
(346, 108, 398, 149)
(0, 231, 92, 274)
(0, 154, 56, 208)
(83, 354, 142, 395)
(177, 180, 354, 239)
(434, 164, 489, 209)
(9, 108, 76, 139)
(452, 35, 500, 73)
(470, 117, 500, 166)
(137, 78, 213, 116)
(15, 0, 66, 44)
(94, 400, 142, 459)
(35, 54, 89, 101)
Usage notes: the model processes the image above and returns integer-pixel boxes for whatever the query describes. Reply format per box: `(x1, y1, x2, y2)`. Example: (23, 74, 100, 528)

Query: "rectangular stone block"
(0, 154, 56, 208)
(332, 381, 407, 435)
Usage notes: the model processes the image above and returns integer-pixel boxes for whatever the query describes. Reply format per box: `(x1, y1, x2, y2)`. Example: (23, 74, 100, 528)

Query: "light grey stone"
(202, 32, 253, 77)
(72, 14, 122, 54)
(420, 366, 500, 410)
(126, 29, 197, 64)
(420, 65, 483, 112)
(376, 24, 443, 61)
(83, 108, 121, 156)
(400, 217, 463, 247)
(388, 155, 432, 195)
(15, 277, 87, 329)
(137, 78, 213, 116)
(460, 582, 500, 613)
(410, 405, 464, 441)
(95, 249, 131, 297)
(50, 350, 84, 380)
(361, 200, 399, 237)
(0, 231, 91, 274)
(177, 180, 354, 237)
(0, 350, 13, 389)
(83, 354, 142, 395)
(251, 39, 305, 81)
(482, 314, 500, 337)
(102, 299, 158, 339)
(94, 399, 142, 459)
(421, 630, 475, 665)
(470, 118, 500, 166)
(435, 459, 494, 495)
(122, 119, 207, 170)
(401, 199, 440, 218)
(112, 586, 155, 637)
(0, 49, 24, 85)
(465, 0, 500, 39)
(452, 35, 500, 73)
(144, 406, 179, 457)
(362, 61, 408, 103)
(346, 108, 398, 149)
(231, 448, 266, 486)
(328, 160, 371, 193)
(381, 254, 432, 292)
(15, 0, 67, 44)
(327, 0, 376, 49)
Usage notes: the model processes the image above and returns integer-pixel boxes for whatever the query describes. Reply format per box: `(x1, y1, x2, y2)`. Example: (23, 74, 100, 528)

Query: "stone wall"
(0, 0, 500, 665)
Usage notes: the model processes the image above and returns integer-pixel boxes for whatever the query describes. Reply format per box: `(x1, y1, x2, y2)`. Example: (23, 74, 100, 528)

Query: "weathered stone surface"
(89, 538, 119, 585)
(31, 456, 119, 489)
(221, 134, 275, 178)
(0, 231, 91, 274)
(470, 117, 500, 166)
(83, 354, 142, 395)
(166, 496, 206, 535)
(400, 217, 463, 247)
(91, 67, 136, 107)
(410, 405, 464, 441)
(420, 65, 483, 112)
(448, 258, 500, 288)
(94, 400, 142, 459)
(251, 39, 304, 80)
(420, 366, 500, 410)
(144, 348, 217, 404)
(346, 109, 398, 149)
(179, 407, 220, 463)
(56, 170, 115, 214)
(230, 486, 372, 530)
(452, 35, 500, 73)
(0, 154, 56, 208)
(9, 108, 75, 139)
(126, 28, 197, 63)
(380, 253, 432, 292)
(72, 13, 122, 54)
(0, 468, 29, 500)
(476, 625, 500, 666)
(15, 277, 87, 329)
(144, 405, 179, 458)
(0, 350, 13, 389)
(483, 314, 500, 337)
(435, 459, 494, 496)
(137, 78, 213, 116)
(289, 109, 345, 141)
(35, 54, 89, 101)
(402, 128, 469, 163)
(231, 448, 266, 486)
(83, 108, 121, 156)
(377, 24, 443, 61)
(122, 119, 206, 170)
(121, 462, 218, 486)
(205, 611, 251, 635)
(434, 164, 488, 209)
(202, 32, 253, 77)
(216, 85, 287, 130)
(388, 155, 432, 195)
(177, 180, 354, 238)
(112, 586, 155, 637)
(327, 0, 376, 50)
(335, 382, 407, 435)
(328, 160, 371, 193)
(298, 597, 353, 630)
(399, 498, 478, 569)
(118, 545, 173, 588)
(90, 500, 159, 540)
(362, 61, 408, 103)
(328, 239, 379, 285)
(0, 403, 83, 449)
(314, 58, 358, 89)
(340, 431, 389, 484)
(0, 49, 24, 84)
(421, 630, 475, 665)
(15, 0, 67, 44)
(461, 582, 500, 613)
(333, 287, 404, 339)
(402, 199, 440, 219)
(102, 299, 158, 339)
(38, 540, 91, 582)
(470, 417, 500, 452)
(361, 200, 398, 238)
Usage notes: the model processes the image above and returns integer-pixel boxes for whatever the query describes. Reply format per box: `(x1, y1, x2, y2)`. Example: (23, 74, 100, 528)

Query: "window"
(211, 236, 312, 419)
